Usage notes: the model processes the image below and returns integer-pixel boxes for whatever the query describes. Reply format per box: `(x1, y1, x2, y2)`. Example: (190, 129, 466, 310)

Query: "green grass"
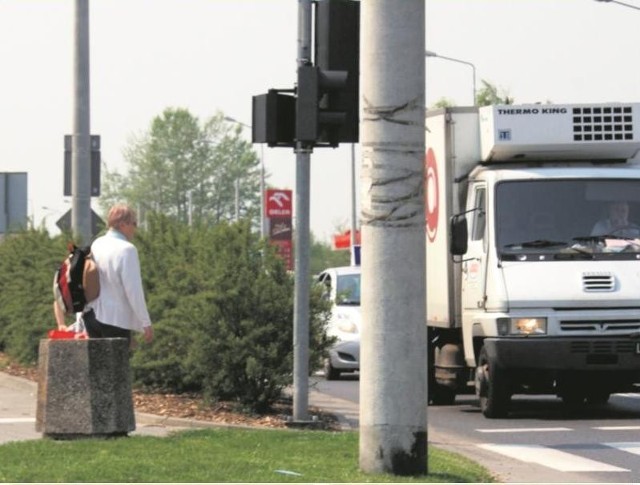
(0, 428, 495, 483)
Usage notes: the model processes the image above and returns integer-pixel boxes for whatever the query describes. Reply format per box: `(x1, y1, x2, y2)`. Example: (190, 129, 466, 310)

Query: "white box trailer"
(426, 103, 640, 417)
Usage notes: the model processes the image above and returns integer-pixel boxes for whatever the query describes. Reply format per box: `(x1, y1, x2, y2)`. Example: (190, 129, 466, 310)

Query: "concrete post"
(36, 338, 135, 439)
(359, 0, 427, 476)
(71, 0, 92, 244)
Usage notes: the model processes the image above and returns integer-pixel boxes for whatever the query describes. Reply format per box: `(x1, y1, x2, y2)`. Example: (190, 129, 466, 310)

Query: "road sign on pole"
(64, 134, 101, 197)
(56, 208, 104, 238)
(0, 172, 28, 234)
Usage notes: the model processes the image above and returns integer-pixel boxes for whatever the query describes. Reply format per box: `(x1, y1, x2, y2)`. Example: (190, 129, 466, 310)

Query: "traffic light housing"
(296, 0, 360, 147)
(252, 90, 296, 147)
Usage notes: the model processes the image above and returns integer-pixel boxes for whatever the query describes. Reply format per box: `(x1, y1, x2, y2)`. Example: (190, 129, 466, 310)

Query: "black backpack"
(53, 243, 100, 315)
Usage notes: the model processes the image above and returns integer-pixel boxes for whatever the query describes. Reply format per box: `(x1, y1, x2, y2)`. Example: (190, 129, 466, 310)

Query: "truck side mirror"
(450, 214, 468, 256)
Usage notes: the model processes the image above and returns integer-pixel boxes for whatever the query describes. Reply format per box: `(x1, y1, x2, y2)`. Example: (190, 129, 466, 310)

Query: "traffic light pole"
(292, 0, 313, 423)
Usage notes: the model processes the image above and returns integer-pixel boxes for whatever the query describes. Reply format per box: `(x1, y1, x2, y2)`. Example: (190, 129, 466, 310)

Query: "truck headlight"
(497, 317, 547, 336)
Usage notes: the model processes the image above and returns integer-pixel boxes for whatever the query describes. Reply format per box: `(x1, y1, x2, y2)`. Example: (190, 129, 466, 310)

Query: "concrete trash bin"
(36, 337, 135, 439)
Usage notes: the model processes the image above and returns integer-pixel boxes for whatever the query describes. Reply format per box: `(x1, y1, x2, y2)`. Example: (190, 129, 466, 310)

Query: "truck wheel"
(476, 346, 510, 418)
(323, 358, 341, 381)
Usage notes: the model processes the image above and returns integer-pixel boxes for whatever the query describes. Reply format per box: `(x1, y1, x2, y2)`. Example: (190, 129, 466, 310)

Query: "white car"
(317, 266, 361, 380)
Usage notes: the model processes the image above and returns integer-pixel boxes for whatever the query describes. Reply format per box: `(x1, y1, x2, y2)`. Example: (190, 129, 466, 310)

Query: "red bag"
(47, 330, 76, 340)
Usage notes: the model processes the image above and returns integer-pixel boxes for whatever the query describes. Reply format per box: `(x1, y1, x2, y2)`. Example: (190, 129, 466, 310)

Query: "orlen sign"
(266, 189, 293, 271)
(266, 189, 292, 217)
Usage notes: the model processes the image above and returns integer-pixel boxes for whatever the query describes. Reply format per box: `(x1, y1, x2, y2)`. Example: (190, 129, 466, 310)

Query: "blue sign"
(351, 244, 361, 266)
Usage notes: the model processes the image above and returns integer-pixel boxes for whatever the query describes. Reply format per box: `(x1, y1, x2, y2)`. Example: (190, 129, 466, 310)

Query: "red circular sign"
(425, 149, 439, 242)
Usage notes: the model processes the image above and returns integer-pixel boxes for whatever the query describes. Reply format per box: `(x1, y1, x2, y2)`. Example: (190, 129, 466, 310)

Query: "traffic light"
(296, 0, 359, 147)
(252, 90, 296, 147)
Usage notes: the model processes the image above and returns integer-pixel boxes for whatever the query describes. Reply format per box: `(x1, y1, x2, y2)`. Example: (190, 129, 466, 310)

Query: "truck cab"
(427, 103, 640, 417)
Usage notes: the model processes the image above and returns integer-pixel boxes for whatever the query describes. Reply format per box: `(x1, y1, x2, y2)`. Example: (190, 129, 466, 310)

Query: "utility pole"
(72, 0, 92, 244)
(359, 0, 427, 476)
(292, 0, 313, 423)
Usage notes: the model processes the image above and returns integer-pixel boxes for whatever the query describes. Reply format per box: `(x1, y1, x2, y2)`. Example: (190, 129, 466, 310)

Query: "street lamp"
(425, 50, 477, 106)
(594, 0, 640, 11)
(223, 116, 266, 238)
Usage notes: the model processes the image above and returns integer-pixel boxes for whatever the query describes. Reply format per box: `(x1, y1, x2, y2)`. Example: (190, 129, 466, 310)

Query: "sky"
(1, 0, 640, 243)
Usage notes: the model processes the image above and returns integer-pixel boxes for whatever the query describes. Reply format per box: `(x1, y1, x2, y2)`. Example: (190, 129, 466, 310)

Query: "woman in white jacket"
(83, 204, 153, 344)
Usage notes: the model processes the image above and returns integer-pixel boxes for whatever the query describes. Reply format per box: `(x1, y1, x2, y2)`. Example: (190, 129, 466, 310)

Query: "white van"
(317, 266, 361, 380)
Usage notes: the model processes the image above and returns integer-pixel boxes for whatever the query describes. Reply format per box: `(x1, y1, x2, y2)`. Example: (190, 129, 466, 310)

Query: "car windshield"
(496, 179, 640, 260)
(336, 273, 360, 305)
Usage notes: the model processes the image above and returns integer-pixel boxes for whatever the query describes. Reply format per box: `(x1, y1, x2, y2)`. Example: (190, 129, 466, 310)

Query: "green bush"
(0, 218, 333, 412)
(0, 229, 67, 364)
(130, 215, 332, 412)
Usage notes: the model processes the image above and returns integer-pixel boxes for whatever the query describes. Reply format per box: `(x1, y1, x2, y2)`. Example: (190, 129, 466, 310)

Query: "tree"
(100, 108, 261, 228)
(475, 79, 514, 107)
(428, 81, 514, 110)
(430, 97, 456, 109)
(310, 233, 350, 275)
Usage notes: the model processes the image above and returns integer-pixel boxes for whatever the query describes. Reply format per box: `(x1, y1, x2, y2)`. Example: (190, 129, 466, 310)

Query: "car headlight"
(336, 315, 358, 334)
(497, 317, 547, 336)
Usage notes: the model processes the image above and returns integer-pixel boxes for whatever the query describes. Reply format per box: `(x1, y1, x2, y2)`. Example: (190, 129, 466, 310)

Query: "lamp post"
(594, 0, 640, 10)
(425, 49, 476, 105)
(223, 116, 266, 237)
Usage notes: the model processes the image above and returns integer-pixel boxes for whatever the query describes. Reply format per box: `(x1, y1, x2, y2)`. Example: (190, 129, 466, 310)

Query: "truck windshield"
(495, 179, 640, 260)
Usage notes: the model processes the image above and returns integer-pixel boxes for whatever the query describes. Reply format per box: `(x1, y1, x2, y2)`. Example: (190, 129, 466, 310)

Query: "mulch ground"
(0, 352, 340, 431)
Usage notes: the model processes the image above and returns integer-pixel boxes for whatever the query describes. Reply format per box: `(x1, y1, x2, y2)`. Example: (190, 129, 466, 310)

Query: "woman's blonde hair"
(107, 204, 137, 229)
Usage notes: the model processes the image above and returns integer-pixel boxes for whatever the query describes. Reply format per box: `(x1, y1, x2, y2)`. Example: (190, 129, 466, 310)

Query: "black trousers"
(83, 309, 131, 342)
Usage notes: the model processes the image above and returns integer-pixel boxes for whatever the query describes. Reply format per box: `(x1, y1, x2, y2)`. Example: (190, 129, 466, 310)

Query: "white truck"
(427, 102, 640, 418)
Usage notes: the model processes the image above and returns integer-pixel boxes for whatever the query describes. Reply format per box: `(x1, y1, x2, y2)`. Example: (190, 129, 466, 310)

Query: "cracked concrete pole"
(359, 0, 427, 476)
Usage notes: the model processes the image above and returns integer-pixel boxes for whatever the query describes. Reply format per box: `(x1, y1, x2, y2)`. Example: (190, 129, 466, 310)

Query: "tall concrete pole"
(359, 0, 427, 476)
(292, 0, 312, 423)
(72, 0, 92, 244)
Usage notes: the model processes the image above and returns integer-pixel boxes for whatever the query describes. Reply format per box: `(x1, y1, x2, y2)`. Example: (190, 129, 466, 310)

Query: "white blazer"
(88, 229, 152, 332)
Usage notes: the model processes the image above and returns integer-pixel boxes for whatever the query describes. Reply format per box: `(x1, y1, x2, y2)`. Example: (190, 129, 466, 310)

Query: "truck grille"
(572, 105, 633, 142)
(582, 272, 615, 292)
(560, 319, 640, 332)
(570, 340, 636, 354)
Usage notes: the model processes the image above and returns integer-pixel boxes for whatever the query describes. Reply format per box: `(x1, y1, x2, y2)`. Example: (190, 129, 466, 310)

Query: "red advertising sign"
(271, 239, 293, 271)
(266, 189, 293, 271)
(269, 217, 292, 241)
(266, 189, 292, 217)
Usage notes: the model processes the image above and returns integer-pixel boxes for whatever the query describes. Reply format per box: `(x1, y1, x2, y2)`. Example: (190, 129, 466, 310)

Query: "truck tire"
(476, 346, 510, 418)
(323, 358, 341, 381)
